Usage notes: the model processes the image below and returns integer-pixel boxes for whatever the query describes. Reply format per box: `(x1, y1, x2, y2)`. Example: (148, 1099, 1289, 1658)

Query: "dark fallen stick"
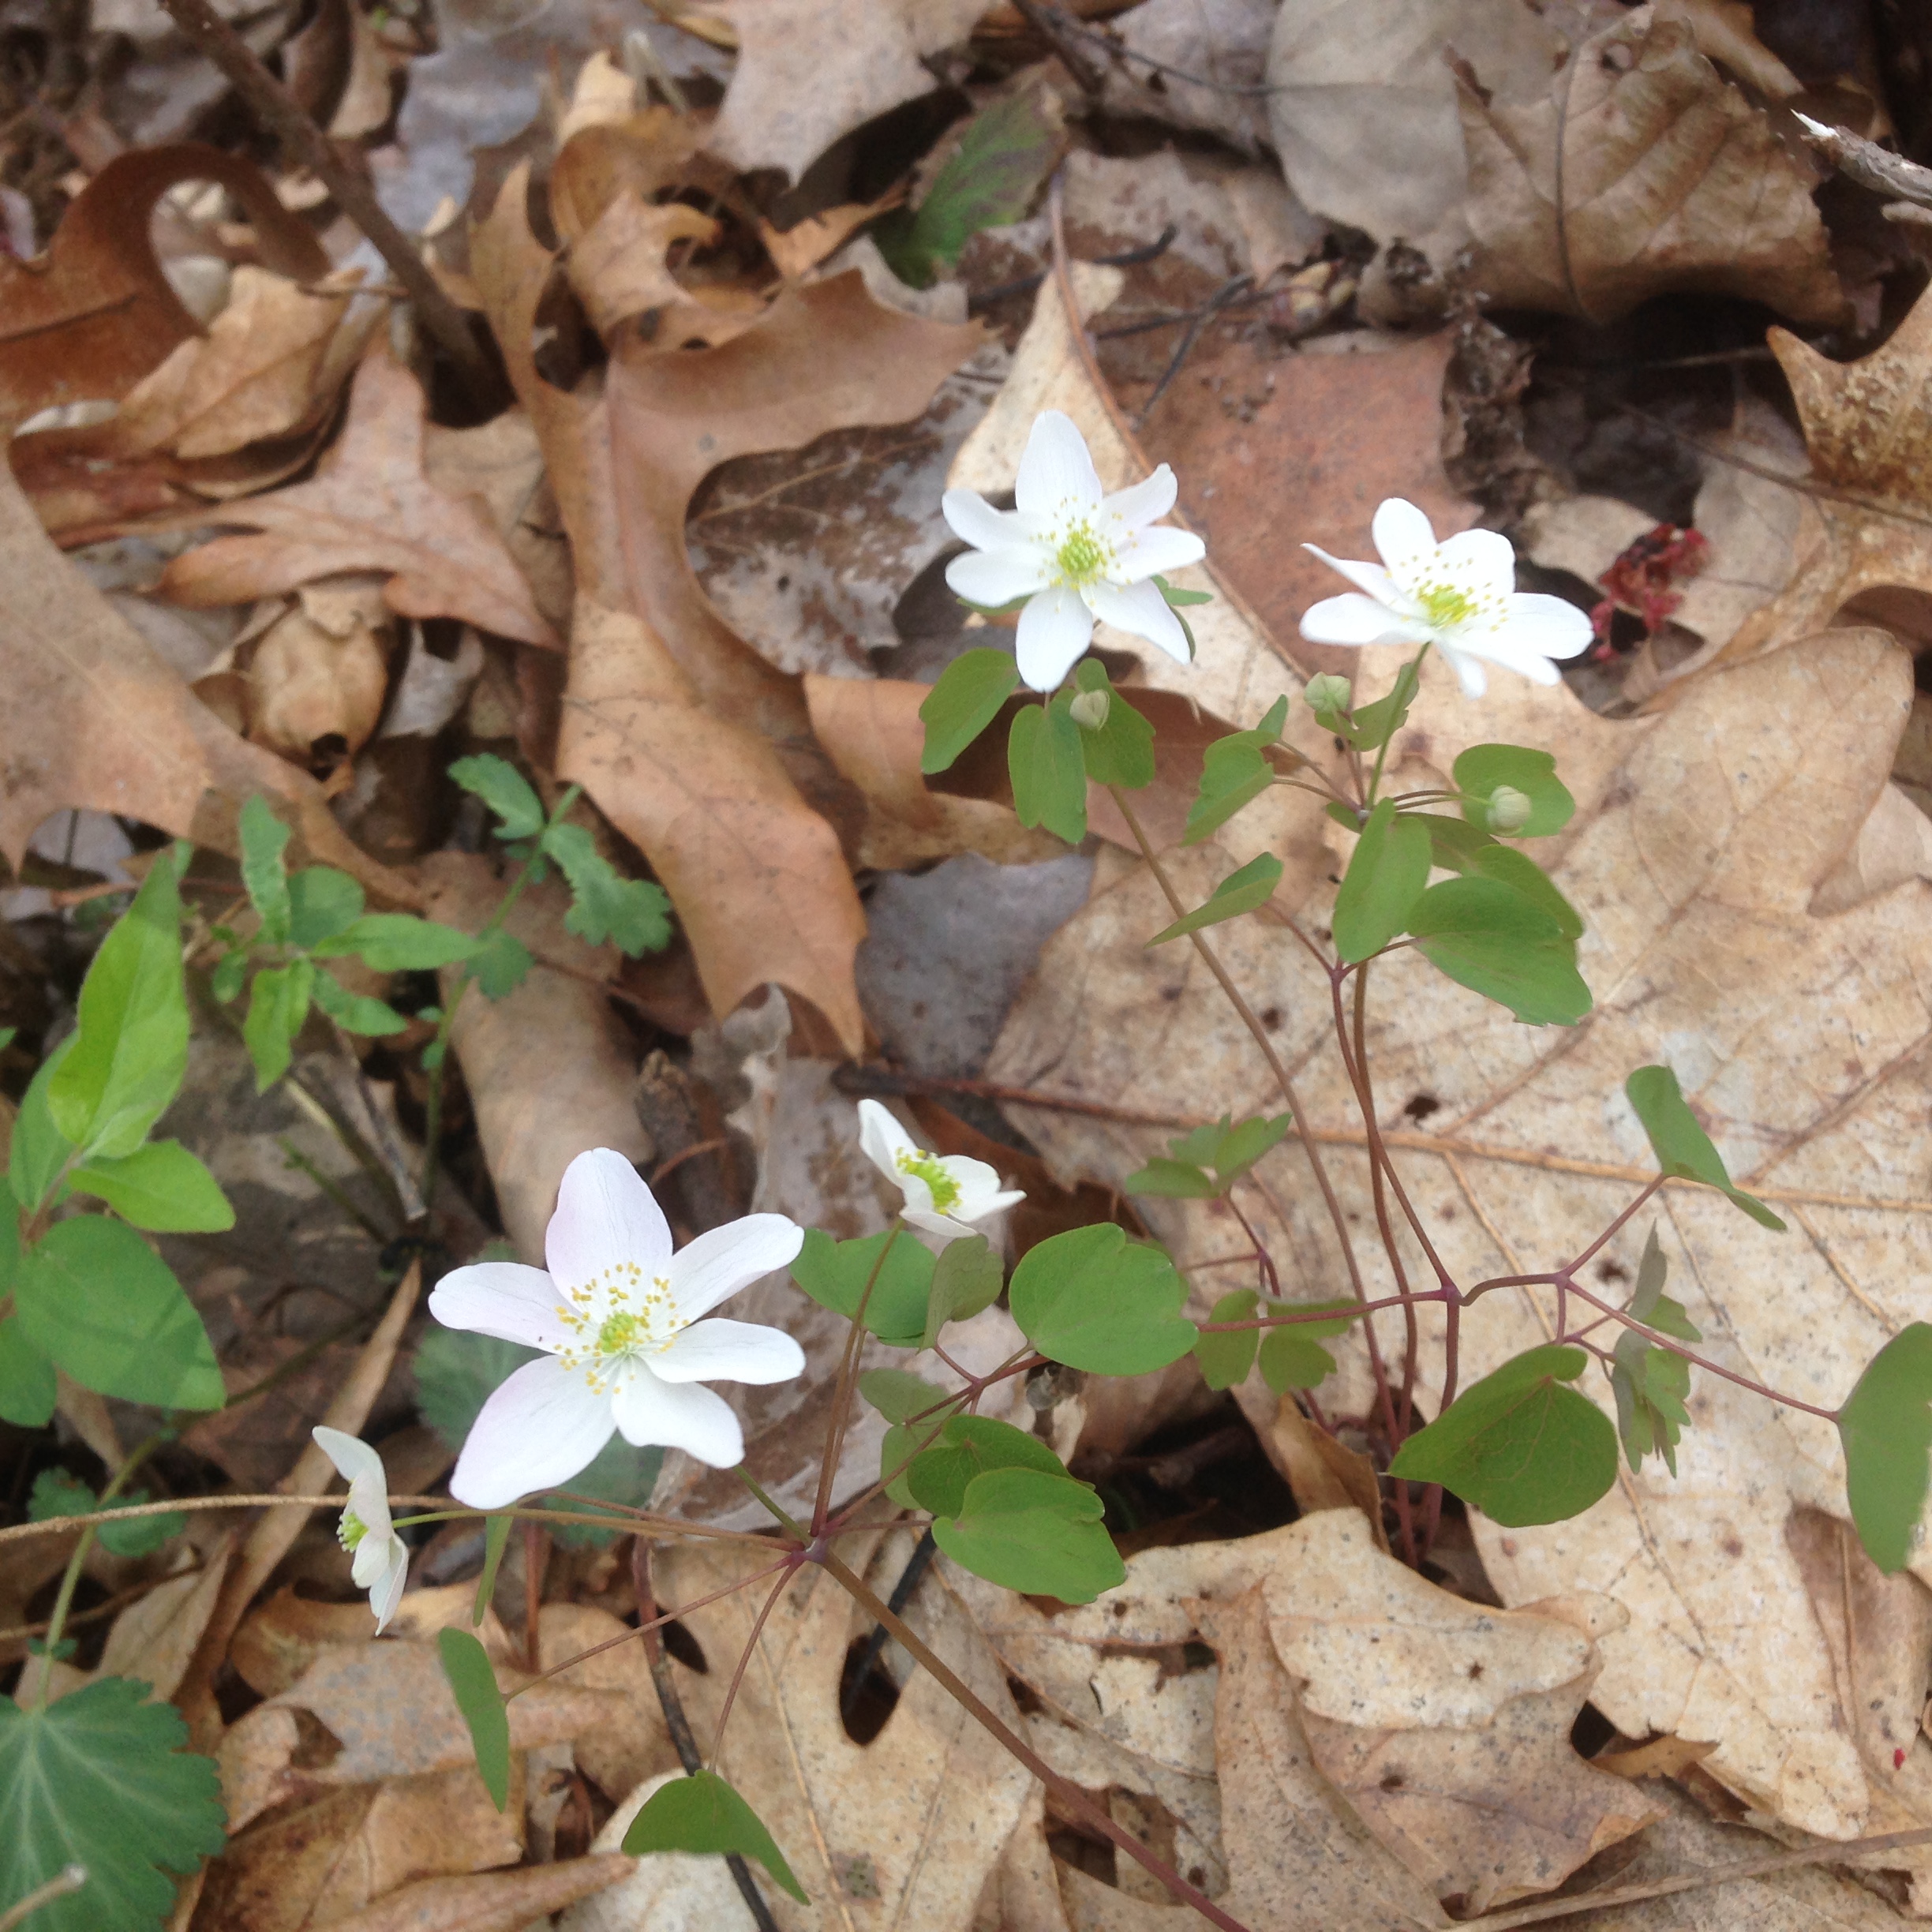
(839, 1527, 939, 1725)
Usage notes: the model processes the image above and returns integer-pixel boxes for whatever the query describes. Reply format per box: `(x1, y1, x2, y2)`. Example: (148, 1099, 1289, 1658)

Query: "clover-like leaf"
(1195, 1289, 1260, 1390)
(907, 1413, 1069, 1518)
(1624, 1065, 1784, 1230)
(1148, 852, 1283, 946)
(1453, 743, 1575, 837)
(1409, 875, 1590, 1025)
(932, 1466, 1125, 1603)
(1839, 1323, 1932, 1574)
(1184, 695, 1289, 844)
(1007, 1225, 1196, 1373)
(1064, 661, 1155, 790)
(1009, 699, 1087, 844)
(541, 822, 673, 956)
(920, 646, 1020, 775)
(622, 1769, 807, 1902)
(1332, 799, 1431, 964)
(1258, 1301, 1355, 1392)
(791, 1229, 934, 1349)
(923, 1234, 1004, 1349)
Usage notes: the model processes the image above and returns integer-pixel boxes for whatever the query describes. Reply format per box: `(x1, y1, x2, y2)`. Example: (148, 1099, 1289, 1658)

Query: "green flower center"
(1418, 582, 1477, 631)
(896, 1148, 961, 1213)
(1054, 526, 1110, 586)
(339, 1509, 368, 1553)
(555, 1265, 685, 1391)
(597, 1312, 641, 1356)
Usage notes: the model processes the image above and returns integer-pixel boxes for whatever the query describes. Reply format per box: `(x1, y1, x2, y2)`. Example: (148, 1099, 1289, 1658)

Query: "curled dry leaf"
(311, 1859, 637, 1932)
(237, 575, 395, 770)
(159, 346, 560, 650)
(0, 143, 329, 429)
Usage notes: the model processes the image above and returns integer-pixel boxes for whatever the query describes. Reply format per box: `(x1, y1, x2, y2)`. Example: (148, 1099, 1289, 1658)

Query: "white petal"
(346, 1466, 393, 1542)
(1303, 543, 1407, 611)
(611, 1372, 745, 1467)
(351, 1518, 395, 1588)
(938, 1152, 1009, 1209)
(546, 1148, 672, 1290)
(1014, 585, 1092, 691)
(1370, 498, 1439, 581)
(1488, 592, 1593, 665)
(666, 1213, 806, 1322)
(1434, 526, 1515, 603)
(942, 487, 1027, 552)
(449, 1355, 617, 1510)
(1438, 642, 1488, 698)
(857, 1099, 915, 1191)
(369, 1541, 408, 1634)
(1101, 464, 1178, 529)
(904, 1206, 973, 1239)
(1111, 524, 1206, 583)
(313, 1425, 383, 1490)
(1298, 592, 1424, 648)
(1015, 410, 1103, 521)
(428, 1261, 569, 1354)
(946, 545, 1052, 608)
(653, 1318, 807, 1385)
(1086, 576, 1190, 664)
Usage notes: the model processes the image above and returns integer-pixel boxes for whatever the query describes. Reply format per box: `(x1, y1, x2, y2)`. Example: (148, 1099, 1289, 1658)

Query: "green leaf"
(857, 1368, 952, 1425)
(209, 948, 250, 1005)
(1417, 812, 1496, 871)
(907, 1413, 1069, 1518)
(1125, 1113, 1290, 1198)
(451, 753, 546, 840)
(1009, 700, 1088, 844)
(242, 957, 316, 1091)
(13, 1217, 223, 1410)
(923, 1234, 1003, 1349)
(1626, 1226, 1700, 1342)
(9, 1047, 75, 1214)
(30, 1473, 184, 1556)
(538, 823, 674, 956)
(437, 1627, 510, 1811)
(1195, 1289, 1260, 1390)
(474, 1513, 513, 1626)
(1122, 1155, 1219, 1198)
(238, 796, 292, 942)
(1610, 1329, 1692, 1477)
(1065, 662, 1155, 789)
(790, 1229, 934, 1349)
(1259, 1301, 1355, 1392)
(1623, 1065, 1784, 1230)
(316, 913, 476, 972)
(309, 968, 409, 1037)
(286, 868, 365, 949)
(873, 88, 1059, 286)
(1148, 852, 1283, 946)
(1183, 696, 1289, 845)
(468, 929, 535, 1000)
(1153, 574, 1211, 607)
(920, 647, 1020, 775)
(1458, 844, 1582, 942)
(1350, 654, 1422, 751)
(0, 1315, 55, 1427)
(0, 1676, 227, 1932)
(1453, 743, 1575, 837)
(933, 1466, 1125, 1603)
(1387, 1345, 1617, 1527)
(1408, 876, 1590, 1026)
(1839, 1324, 1932, 1574)
(621, 1769, 807, 1903)
(1007, 1225, 1196, 1373)
(49, 848, 189, 1160)
(69, 1140, 234, 1234)
(1331, 799, 1431, 964)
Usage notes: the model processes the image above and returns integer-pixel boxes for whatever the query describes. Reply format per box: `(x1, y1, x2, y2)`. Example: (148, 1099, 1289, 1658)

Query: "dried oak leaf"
(1456, 2, 1844, 324)
(470, 162, 981, 1054)
(159, 346, 557, 648)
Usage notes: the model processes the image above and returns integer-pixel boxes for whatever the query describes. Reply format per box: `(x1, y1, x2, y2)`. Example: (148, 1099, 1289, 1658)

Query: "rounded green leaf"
(1452, 743, 1574, 837)
(286, 867, 365, 949)
(1258, 1301, 1354, 1392)
(919, 647, 1021, 774)
(923, 1234, 1004, 1348)
(1065, 663, 1155, 790)
(1007, 1225, 1196, 1373)
(0, 1313, 55, 1428)
(1184, 695, 1289, 844)
(1331, 800, 1431, 964)
(1009, 700, 1088, 844)
(622, 1769, 807, 1902)
(908, 1413, 1069, 1518)
(1195, 1289, 1260, 1391)
(1623, 1065, 1784, 1230)
(69, 1140, 234, 1234)
(1409, 877, 1590, 1025)
(932, 1466, 1125, 1603)
(437, 1627, 510, 1811)
(1838, 1323, 1932, 1573)
(791, 1230, 934, 1349)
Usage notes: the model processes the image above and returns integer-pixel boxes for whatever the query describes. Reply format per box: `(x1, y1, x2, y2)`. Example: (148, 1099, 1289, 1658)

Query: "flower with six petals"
(858, 1099, 1024, 1242)
(429, 1149, 806, 1508)
(313, 1425, 410, 1632)
(1299, 499, 1590, 698)
(942, 410, 1206, 692)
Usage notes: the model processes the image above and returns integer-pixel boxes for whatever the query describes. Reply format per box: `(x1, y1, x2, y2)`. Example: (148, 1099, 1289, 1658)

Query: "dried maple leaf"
(158, 346, 559, 649)
(1456, 3, 1843, 325)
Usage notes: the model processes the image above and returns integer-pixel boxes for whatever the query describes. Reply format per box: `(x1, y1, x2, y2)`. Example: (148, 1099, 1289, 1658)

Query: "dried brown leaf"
(313, 1857, 635, 1932)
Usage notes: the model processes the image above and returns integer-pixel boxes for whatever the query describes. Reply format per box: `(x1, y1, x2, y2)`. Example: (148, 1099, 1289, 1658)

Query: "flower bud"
(1304, 673, 1352, 717)
(1069, 687, 1110, 731)
(1486, 784, 1533, 834)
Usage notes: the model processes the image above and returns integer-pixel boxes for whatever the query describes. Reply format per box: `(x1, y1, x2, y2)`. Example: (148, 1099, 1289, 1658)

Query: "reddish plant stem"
(708, 1567, 796, 1772)
(1350, 964, 1421, 1430)
(1567, 1178, 1664, 1275)
(1196, 1290, 1442, 1332)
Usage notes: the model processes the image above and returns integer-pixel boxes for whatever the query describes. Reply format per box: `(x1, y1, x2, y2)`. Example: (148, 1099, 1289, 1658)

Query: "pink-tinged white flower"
(313, 1426, 409, 1633)
(942, 410, 1207, 693)
(429, 1150, 806, 1508)
(858, 1099, 1024, 1243)
(1300, 498, 1591, 698)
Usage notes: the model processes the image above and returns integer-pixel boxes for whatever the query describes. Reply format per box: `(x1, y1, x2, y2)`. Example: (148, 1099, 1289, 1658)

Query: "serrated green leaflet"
(243, 957, 315, 1091)
(1184, 695, 1288, 844)
(1008, 1224, 1196, 1372)
(49, 848, 189, 1160)
(932, 1466, 1125, 1603)
(69, 1140, 234, 1233)
(1331, 800, 1430, 964)
(1409, 875, 1590, 1025)
(1388, 1345, 1616, 1526)
(907, 1413, 1068, 1518)
(469, 928, 535, 999)
(1453, 743, 1574, 837)
(1065, 662, 1155, 788)
(920, 646, 1020, 774)
(437, 1627, 509, 1810)
(1610, 1330, 1692, 1476)
(923, 1234, 1003, 1348)
(1623, 1065, 1784, 1230)
(317, 913, 476, 971)
(309, 968, 409, 1037)
(622, 1769, 807, 1900)
(0, 1676, 226, 1932)
(790, 1229, 933, 1348)
(1195, 1289, 1260, 1389)
(1259, 1302, 1354, 1392)
(286, 867, 365, 949)
(1148, 852, 1283, 946)
(1126, 1113, 1290, 1198)
(238, 796, 292, 941)
(0, 1313, 54, 1427)
(541, 822, 673, 954)
(1839, 1324, 1932, 1573)
(14, 1215, 223, 1410)
(1009, 699, 1087, 843)
(451, 752, 546, 839)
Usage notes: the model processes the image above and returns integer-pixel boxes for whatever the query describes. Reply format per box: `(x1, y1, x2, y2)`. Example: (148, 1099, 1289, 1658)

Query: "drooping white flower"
(429, 1150, 806, 1509)
(942, 410, 1207, 693)
(313, 1425, 409, 1633)
(1299, 498, 1591, 698)
(857, 1099, 1024, 1243)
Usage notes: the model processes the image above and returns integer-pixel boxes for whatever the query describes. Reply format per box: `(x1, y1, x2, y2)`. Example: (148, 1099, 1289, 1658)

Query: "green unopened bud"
(1304, 673, 1352, 717)
(1486, 784, 1533, 834)
(1069, 687, 1110, 731)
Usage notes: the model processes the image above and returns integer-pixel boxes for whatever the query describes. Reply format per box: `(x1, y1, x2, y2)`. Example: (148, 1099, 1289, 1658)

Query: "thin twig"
(1136, 273, 1250, 428)
(1794, 114, 1932, 215)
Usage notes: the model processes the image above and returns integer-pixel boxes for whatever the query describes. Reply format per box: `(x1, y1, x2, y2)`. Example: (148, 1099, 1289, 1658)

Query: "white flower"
(857, 1099, 1024, 1242)
(313, 1426, 409, 1633)
(942, 410, 1207, 693)
(429, 1149, 806, 1509)
(1299, 499, 1591, 698)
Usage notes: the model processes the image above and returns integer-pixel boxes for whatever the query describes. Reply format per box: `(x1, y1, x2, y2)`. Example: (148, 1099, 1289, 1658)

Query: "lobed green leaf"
(791, 1229, 934, 1349)
(1331, 800, 1430, 964)
(1409, 876, 1590, 1025)
(1453, 743, 1575, 837)
(933, 1466, 1125, 1603)
(908, 1413, 1069, 1518)
(1065, 661, 1156, 790)
(1148, 852, 1283, 946)
(541, 822, 674, 956)
(919, 647, 1020, 775)
(1183, 695, 1289, 845)
(1009, 700, 1088, 844)
(450, 752, 546, 840)
(1008, 1225, 1196, 1373)
(1195, 1289, 1260, 1390)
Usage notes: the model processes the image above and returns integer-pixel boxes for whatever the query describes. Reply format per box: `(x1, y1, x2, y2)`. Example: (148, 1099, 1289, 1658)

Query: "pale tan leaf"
(321, 1856, 636, 1932)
